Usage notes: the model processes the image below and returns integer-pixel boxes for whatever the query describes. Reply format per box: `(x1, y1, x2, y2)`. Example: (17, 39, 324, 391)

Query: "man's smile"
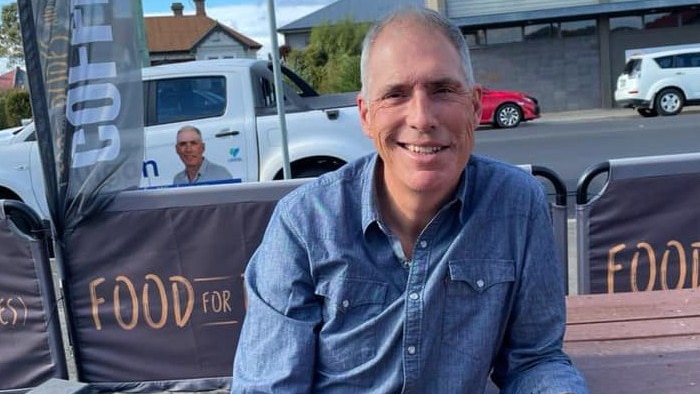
(398, 142, 448, 154)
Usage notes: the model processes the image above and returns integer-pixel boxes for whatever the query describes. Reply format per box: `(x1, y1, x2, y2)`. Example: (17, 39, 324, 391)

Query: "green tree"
(0, 3, 24, 67)
(4, 89, 31, 126)
(286, 19, 369, 94)
(0, 94, 8, 129)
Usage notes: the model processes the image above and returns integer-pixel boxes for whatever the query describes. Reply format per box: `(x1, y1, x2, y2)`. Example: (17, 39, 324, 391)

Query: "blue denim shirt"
(232, 153, 587, 394)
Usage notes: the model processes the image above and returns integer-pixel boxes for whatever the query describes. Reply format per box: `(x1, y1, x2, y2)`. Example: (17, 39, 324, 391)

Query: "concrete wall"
(470, 35, 601, 112)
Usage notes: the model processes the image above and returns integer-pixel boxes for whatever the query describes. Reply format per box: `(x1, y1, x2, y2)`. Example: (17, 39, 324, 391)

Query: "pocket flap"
(447, 259, 515, 292)
(317, 278, 388, 309)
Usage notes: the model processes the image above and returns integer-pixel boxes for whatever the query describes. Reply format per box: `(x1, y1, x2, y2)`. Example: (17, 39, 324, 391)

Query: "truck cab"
(0, 59, 374, 220)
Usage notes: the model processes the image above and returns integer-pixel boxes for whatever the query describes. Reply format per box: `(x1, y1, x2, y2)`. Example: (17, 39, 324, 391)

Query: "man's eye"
(434, 86, 456, 94)
(382, 91, 406, 100)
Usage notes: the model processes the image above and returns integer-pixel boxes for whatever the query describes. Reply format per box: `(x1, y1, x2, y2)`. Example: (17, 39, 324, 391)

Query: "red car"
(480, 87, 540, 128)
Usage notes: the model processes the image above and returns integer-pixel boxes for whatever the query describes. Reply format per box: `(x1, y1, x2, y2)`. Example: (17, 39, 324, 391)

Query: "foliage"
(0, 95, 7, 129)
(286, 19, 370, 94)
(0, 3, 24, 68)
(4, 89, 32, 127)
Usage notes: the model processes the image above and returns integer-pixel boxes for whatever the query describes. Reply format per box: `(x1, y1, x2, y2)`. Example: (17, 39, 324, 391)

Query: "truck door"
(142, 74, 258, 187)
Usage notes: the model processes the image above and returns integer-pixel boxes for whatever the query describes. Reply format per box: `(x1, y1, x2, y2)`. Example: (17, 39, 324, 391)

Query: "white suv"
(614, 47, 700, 117)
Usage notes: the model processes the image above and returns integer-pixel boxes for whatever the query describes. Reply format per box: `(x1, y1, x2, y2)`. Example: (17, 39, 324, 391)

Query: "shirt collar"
(199, 157, 210, 174)
(360, 154, 470, 234)
(361, 154, 381, 233)
(192, 158, 210, 182)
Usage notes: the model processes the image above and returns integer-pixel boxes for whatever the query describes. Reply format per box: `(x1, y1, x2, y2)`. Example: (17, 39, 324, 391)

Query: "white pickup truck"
(0, 59, 374, 219)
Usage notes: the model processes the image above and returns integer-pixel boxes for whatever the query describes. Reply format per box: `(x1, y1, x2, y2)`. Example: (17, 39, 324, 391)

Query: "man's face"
(358, 20, 482, 197)
(176, 129, 205, 169)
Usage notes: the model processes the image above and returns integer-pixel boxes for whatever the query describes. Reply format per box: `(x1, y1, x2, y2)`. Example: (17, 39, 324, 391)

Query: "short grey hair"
(359, 7, 475, 98)
(177, 125, 202, 140)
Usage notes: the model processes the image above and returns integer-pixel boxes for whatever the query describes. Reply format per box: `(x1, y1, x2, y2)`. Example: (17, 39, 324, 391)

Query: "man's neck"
(377, 177, 452, 260)
(186, 163, 202, 182)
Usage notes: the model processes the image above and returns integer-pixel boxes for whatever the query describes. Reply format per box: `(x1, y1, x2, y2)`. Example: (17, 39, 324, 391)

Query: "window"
(691, 53, 700, 67)
(644, 12, 678, 29)
(256, 76, 276, 108)
(524, 23, 557, 40)
(155, 77, 226, 125)
(675, 53, 700, 68)
(654, 55, 673, 69)
(560, 20, 596, 37)
(610, 16, 643, 32)
(464, 30, 485, 47)
(486, 26, 522, 45)
(622, 59, 642, 75)
(680, 9, 700, 25)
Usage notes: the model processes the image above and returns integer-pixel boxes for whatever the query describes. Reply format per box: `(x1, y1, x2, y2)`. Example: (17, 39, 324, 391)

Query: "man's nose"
(407, 90, 437, 131)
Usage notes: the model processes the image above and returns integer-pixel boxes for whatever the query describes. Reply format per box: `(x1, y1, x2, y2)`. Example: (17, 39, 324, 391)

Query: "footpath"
(539, 105, 700, 122)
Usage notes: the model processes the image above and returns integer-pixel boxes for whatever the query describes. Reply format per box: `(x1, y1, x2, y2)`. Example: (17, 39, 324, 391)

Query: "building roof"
(0, 69, 17, 90)
(451, 0, 700, 28)
(279, 0, 699, 32)
(279, 0, 423, 33)
(0, 67, 26, 90)
(145, 2, 261, 54)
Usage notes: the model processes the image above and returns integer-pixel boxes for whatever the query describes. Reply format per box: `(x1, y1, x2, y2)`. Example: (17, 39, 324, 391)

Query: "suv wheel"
(654, 88, 684, 116)
(494, 103, 522, 128)
(636, 108, 658, 118)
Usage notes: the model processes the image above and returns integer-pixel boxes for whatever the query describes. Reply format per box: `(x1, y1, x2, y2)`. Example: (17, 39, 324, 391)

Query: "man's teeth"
(405, 144, 443, 154)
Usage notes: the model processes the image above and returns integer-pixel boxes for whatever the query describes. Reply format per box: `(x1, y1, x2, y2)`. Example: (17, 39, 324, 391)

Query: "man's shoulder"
(173, 170, 187, 184)
(204, 158, 232, 177)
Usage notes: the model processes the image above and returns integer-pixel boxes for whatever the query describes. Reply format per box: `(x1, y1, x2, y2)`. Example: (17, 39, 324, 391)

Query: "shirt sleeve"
(491, 191, 589, 394)
(231, 203, 321, 393)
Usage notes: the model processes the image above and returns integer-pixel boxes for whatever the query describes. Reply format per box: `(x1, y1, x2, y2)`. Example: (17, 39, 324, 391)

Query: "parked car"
(480, 87, 540, 128)
(614, 46, 700, 117)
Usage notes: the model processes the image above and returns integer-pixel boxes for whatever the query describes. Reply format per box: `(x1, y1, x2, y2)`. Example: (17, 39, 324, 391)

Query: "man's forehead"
(177, 130, 201, 142)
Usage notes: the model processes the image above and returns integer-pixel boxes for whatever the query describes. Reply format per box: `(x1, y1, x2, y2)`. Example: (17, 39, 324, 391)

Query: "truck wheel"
(293, 166, 337, 179)
(275, 158, 345, 180)
(654, 88, 683, 116)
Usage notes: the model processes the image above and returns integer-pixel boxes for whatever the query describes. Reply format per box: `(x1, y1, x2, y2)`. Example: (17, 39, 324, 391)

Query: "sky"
(0, 0, 336, 69)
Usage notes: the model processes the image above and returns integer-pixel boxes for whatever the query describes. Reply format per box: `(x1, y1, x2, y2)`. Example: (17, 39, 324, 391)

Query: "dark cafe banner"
(18, 0, 146, 237)
(587, 173, 700, 294)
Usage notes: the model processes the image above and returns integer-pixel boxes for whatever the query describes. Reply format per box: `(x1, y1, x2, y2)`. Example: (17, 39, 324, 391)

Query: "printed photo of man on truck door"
(173, 125, 233, 185)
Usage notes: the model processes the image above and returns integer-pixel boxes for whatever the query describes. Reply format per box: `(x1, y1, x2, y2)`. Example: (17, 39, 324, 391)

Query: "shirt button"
(409, 292, 419, 300)
(476, 279, 485, 288)
(419, 240, 428, 248)
(407, 345, 416, 355)
(342, 300, 350, 308)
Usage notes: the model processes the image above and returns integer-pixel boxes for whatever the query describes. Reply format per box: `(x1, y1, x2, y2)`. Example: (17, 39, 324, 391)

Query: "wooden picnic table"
(564, 288, 700, 393)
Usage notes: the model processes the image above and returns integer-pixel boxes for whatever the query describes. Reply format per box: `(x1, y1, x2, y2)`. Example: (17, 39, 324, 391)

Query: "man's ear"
(357, 92, 373, 139)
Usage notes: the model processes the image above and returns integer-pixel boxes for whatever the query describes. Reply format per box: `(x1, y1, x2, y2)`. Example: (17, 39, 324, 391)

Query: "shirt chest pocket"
(446, 259, 515, 296)
(316, 278, 387, 328)
(315, 278, 388, 372)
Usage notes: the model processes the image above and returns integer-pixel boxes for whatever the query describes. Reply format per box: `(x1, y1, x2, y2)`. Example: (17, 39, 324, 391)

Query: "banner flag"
(18, 0, 146, 237)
